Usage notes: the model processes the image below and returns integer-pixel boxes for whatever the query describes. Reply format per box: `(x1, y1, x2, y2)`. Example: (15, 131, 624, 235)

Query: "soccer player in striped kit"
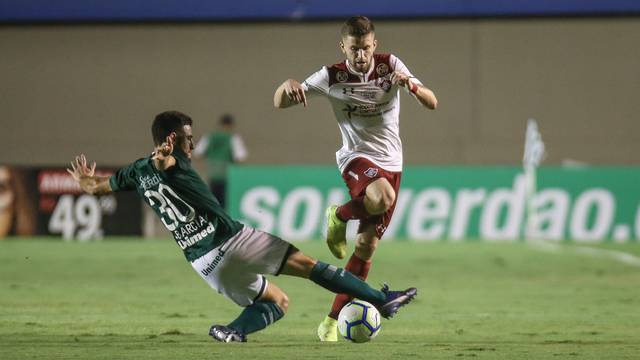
(274, 16, 437, 341)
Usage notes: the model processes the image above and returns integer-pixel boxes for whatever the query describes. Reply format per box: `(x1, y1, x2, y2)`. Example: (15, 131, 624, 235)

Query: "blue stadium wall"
(2, 0, 640, 23)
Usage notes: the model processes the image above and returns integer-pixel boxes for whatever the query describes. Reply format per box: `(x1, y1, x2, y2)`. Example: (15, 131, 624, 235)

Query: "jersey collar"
(173, 149, 191, 168)
(345, 58, 376, 82)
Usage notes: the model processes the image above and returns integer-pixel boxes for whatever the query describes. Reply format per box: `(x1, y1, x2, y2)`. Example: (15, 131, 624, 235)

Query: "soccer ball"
(337, 300, 382, 343)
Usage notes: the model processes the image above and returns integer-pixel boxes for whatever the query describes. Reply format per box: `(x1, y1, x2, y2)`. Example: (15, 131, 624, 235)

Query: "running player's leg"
(319, 225, 378, 340)
(327, 159, 396, 259)
(326, 224, 378, 316)
(321, 170, 401, 340)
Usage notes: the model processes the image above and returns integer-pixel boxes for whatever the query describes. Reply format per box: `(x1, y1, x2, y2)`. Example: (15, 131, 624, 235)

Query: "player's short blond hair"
(341, 16, 375, 38)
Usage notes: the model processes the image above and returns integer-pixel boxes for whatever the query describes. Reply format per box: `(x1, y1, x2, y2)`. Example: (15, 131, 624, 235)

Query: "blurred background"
(1, 0, 639, 242)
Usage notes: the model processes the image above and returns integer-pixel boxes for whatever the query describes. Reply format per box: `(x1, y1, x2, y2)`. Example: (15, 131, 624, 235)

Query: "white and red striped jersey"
(302, 53, 422, 173)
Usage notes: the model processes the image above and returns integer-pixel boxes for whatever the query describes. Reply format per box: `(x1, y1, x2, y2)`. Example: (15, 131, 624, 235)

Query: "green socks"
(228, 301, 284, 335)
(227, 262, 385, 336)
(310, 261, 385, 305)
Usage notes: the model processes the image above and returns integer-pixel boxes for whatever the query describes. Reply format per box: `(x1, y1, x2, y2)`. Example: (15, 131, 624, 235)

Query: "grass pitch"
(1, 238, 639, 359)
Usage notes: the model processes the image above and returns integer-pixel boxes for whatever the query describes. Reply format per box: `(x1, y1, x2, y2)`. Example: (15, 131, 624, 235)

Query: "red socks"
(336, 195, 370, 221)
(328, 254, 372, 319)
(330, 196, 375, 318)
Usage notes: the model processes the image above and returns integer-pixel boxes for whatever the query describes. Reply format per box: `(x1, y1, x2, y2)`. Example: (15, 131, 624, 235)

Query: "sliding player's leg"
(210, 281, 289, 343)
(206, 224, 414, 343)
(280, 249, 416, 320)
(200, 226, 292, 343)
(210, 242, 415, 343)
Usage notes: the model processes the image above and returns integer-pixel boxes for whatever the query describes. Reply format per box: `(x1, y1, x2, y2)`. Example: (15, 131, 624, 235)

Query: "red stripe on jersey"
(327, 54, 393, 86)
(327, 61, 361, 87)
(368, 53, 392, 81)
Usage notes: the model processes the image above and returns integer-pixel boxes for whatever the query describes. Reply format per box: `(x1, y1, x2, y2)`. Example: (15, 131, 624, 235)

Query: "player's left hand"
(390, 71, 411, 88)
(66, 154, 96, 181)
(154, 135, 174, 161)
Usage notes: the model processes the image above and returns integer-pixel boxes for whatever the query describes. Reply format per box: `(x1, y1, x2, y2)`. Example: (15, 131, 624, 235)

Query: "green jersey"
(109, 149, 243, 262)
(204, 132, 234, 181)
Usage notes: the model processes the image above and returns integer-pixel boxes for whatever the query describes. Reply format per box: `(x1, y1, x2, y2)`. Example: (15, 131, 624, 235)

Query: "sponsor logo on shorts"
(200, 248, 226, 276)
(364, 167, 379, 178)
(336, 71, 349, 83)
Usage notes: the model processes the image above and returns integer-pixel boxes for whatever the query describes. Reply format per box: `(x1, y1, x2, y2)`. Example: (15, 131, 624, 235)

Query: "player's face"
(180, 125, 194, 159)
(340, 33, 377, 73)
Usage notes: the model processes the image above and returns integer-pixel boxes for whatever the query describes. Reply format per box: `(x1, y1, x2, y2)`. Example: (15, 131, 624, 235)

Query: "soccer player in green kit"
(67, 110, 416, 343)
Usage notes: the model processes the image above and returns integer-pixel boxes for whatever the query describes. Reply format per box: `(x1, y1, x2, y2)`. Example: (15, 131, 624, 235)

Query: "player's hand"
(154, 135, 174, 161)
(66, 154, 96, 181)
(283, 79, 307, 107)
(390, 71, 411, 88)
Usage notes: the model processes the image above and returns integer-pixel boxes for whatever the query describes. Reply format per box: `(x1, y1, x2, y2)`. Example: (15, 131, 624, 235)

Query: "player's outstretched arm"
(390, 71, 438, 110)
(274, 79, 307, 108)
(66, 154, 113, 195)
(413, 84, 438, 110)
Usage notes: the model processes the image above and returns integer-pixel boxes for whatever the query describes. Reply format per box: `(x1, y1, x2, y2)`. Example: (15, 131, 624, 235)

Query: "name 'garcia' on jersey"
(174, 215, 216, 250)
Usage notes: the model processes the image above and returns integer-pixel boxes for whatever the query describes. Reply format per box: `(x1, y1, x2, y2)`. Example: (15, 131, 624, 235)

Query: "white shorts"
(190, 226, 292, 307)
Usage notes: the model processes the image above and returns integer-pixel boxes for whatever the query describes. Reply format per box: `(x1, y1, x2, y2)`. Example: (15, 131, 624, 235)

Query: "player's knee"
(281, 250, 317, 278)
(277, 293, 290, 314)
(380, 188, 395, 211)
(295, 252, 317, 273)
(369, 190, 394, 214)
(366, 181, 395, 215)
(263, 284, 290, 314)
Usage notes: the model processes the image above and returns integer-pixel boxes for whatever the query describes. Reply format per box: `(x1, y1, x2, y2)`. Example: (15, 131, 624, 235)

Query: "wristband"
(409, 81, 418, 94)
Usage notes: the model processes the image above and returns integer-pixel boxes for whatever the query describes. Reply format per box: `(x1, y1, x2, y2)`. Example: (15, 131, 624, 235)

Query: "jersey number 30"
(144, 184, 195, 231)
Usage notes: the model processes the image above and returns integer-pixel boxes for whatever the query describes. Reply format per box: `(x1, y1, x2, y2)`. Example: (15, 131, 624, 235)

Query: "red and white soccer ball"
(337, 300, 382, 343)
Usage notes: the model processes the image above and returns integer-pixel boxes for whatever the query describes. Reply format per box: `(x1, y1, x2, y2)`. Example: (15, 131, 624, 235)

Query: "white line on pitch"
(526, 239, 640, 267)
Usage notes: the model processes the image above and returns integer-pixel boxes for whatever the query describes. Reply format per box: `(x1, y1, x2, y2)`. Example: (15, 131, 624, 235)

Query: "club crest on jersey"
(376, 63, 389, 76)
(364, 167, 379, 178)
(336, 71, 349, 83)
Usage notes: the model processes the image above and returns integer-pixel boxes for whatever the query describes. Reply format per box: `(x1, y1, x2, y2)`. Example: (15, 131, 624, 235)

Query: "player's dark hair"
(341, 16, 375, 37)
(219, 113, 234, 126)
(151, 111, 193, 146)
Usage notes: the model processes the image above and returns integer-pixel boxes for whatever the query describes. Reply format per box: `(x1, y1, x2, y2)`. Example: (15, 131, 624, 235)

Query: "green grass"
(1, 238, 639, 359)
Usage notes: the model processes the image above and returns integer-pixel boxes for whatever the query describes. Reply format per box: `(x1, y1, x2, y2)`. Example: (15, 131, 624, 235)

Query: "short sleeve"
(109, 162, 138, 192)
(231, 134, 248, 162)
(301, 67, 330, 96)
